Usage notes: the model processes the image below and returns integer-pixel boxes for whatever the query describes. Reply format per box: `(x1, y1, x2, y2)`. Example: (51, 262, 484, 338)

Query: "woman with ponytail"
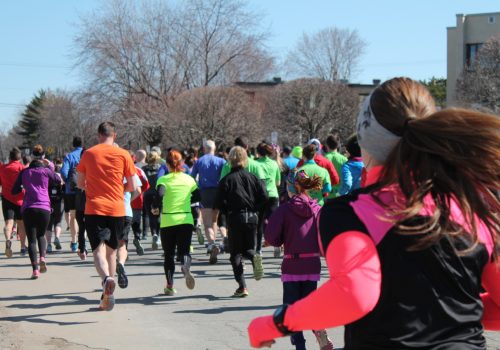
(265, 169, 334, 350)
(153, 150, 201, 295)
(248, 77, 500, 349)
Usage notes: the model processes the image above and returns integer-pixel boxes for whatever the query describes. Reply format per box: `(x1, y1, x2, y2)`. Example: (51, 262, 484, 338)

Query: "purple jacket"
(265, 193, 322, 281)
(12, 160, 61, 213)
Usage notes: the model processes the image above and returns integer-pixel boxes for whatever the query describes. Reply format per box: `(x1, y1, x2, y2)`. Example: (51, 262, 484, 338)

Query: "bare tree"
(456, 34, 500, 114)
(265, 78, 359, 145)
(286, 27, 366, 82)
(167, 86, 263, 148)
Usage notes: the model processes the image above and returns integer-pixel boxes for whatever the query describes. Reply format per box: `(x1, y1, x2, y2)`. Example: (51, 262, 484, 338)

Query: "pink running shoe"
(31, 270, 40, 279)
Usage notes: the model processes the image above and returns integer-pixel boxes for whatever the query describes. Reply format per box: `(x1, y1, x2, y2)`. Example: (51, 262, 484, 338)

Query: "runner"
(282, 146, 299, 170)
(323, 133, 347, 198)
(12, 145, 61, 279)
(255, 142, 281, 255)
(339, 135, 364, 195)
(265, 169, 334, 350)
(46, 159, 64, 253)
(296, 139, 339, 188)
(152, 150, 200, 295)
(0, 147, 27, 257)
(248, 77, 500, 349)
(298, 145, 332, 206)
(213, 146, 268, 297)
(142, 151, 162, 249)
(74, 149, 87, 260)
(130, 164, 149, 256)
(76, 122, 137, 311)
(190, 140, 226, 264)
(133, 149, 148, 239)
(61, 136, 83, 252)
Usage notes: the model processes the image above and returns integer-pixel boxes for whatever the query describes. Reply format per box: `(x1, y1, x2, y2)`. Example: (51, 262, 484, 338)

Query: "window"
(466, 43, 483, 67)
(488, 16, 496, 24)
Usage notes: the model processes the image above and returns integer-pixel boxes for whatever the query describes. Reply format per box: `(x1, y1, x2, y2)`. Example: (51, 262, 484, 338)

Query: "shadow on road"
(174, 304, 280, 315)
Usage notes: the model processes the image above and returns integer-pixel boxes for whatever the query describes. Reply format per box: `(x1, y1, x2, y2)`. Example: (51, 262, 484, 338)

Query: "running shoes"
(5, 240, 13, 258)
(232, 287, 249, 298)
(133, 238, 144, 256)
(164, 286, 177, 296)
(181, 266, 195, 290)
(152, 235, 159, 250)
(79, 249, 87, 261)
(116, 263, 128, 289)
(313, 330, 334, 350)
(70, 242, 78, 252)
(31, 270, 40, 279)
(46, 244, 53, 254)
(252, 254, 264, 281)
(20, 247, 27, 256)
(99, 277, 116, 311)
(54, 237, 62, 250)
(209, 245, 219, 265)
(39, 257, 47, 273)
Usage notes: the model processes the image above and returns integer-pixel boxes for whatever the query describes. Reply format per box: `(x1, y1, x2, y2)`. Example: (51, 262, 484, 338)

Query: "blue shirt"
(157, 163, 191, 179)
(61, 147, 82, 194)
(190, 154, 226, 190)
(339, 158, 364, 195)
(284, 156, 300, 170)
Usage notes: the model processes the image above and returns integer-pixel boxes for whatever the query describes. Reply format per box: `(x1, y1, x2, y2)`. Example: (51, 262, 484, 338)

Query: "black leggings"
(160, 224, 193, 286)
(23, 208, 50, 270)
(227, 214, 257, 289)
(144, 192, 160, 236)
(75, 210, 86, 252)
(257, 197, 279, 252)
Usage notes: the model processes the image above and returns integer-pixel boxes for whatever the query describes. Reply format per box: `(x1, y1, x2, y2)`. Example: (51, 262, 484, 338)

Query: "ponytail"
(166, 150, 185, 173)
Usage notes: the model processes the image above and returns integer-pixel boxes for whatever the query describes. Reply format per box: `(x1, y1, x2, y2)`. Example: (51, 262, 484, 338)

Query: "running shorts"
(2, 198, 22, 221)
(84, 215, 125, 251)
(200, 188, 218, 209)
(64, 193, 76, 212)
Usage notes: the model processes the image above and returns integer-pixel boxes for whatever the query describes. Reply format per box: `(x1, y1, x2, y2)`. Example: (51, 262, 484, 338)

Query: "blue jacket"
(339, 157, 364, 195)
(61, 147, 82, 194)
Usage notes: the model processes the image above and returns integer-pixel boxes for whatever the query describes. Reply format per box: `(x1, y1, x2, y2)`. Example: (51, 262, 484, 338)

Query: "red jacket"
(131, 166, 150, 210)
(0, 160, 25, 205)
(297, 154, 339, 186)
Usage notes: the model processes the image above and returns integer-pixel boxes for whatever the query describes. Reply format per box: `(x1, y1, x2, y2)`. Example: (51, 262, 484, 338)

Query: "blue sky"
(0, 0, 498, 129)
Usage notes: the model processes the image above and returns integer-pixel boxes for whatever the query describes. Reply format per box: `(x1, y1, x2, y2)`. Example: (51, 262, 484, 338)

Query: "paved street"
(1, 228, 499, 350)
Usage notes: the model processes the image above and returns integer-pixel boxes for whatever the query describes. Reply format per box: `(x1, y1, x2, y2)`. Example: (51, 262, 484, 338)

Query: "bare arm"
(77, 172, 86, 190)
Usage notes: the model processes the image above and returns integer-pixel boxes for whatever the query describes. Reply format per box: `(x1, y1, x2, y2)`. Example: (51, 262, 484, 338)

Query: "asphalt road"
(1, 227, 499, 350)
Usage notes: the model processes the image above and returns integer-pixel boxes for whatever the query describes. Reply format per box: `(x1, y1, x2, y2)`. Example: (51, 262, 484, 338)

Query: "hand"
(151, 208, 160, 215)
(248, 316, 283, 348)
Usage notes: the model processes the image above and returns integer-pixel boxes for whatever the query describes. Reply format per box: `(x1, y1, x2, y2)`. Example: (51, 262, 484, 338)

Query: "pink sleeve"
(481, 258, 500, 330)
(283, 231, 381, 331)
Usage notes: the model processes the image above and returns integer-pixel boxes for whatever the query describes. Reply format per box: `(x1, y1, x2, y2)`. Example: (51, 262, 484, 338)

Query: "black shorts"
(2, 199, 22, 221)
(84, 215, 125, 251)
(200, 188, 217, 209)
(64, 194, 76, 212)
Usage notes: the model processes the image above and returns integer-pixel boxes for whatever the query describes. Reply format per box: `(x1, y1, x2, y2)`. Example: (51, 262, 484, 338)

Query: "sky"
(0, 0, 498, 129)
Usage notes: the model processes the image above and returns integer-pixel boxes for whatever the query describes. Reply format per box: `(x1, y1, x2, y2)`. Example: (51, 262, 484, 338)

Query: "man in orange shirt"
(76, 122, 137, 311)
(0, 147, 27, 257)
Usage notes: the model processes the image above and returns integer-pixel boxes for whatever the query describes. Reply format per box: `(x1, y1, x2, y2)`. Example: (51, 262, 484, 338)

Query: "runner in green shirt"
(298, 145, 332, 206)
(220, 137, 266, 180)
(324, 134, 347, 198)
(154, 150, 200, 296)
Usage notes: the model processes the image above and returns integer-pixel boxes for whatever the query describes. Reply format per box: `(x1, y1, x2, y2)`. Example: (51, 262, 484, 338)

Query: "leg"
(227, 215, 247, 292)
(283, 282, 307, 350)
(3, 218, 14, 258)
(69, 209, 78, 245)
(36, 210, 50, 268)
(160, 227, 177, 290)
(17, 219, 27, 250)
(23, 209, 38, 271)
(177, 224, 195, 290)
(200, 208, 215, 244)
(75, 210, 86, 255)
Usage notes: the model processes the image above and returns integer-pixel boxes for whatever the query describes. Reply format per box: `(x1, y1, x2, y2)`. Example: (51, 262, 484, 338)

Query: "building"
(447, 12, 500, 105)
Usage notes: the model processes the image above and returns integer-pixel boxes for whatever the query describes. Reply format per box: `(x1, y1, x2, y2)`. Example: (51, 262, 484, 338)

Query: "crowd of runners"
(1, 77, 499, 350)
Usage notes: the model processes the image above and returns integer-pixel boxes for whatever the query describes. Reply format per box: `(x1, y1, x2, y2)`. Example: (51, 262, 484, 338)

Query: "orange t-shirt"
(76, 143, 136, 217)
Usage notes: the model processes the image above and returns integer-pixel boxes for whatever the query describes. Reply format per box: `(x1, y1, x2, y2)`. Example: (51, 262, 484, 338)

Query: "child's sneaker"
(313, 330, 334, 350)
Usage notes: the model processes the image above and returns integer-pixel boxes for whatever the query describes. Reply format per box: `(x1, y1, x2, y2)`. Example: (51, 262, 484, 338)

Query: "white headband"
(356, 94, 402, 163)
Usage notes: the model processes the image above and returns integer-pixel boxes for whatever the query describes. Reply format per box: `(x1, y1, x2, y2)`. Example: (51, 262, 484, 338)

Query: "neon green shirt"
(220, 158, 266, 180)
(255, 156, 280, 199)
(156, 172, 197, 228)
(298, 160, 331, 206)
(325, 151, 348, 198)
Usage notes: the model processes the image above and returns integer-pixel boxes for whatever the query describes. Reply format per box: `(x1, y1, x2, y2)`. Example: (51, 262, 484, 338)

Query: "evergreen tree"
(420, 77, 446, 108)
(16, 90, 46, 149)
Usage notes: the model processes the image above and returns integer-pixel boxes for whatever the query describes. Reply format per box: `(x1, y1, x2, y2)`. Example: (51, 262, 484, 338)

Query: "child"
(264, 170, 334, 350)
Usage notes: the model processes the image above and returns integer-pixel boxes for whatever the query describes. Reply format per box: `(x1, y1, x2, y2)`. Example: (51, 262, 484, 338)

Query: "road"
(1, 228, 499, 350)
